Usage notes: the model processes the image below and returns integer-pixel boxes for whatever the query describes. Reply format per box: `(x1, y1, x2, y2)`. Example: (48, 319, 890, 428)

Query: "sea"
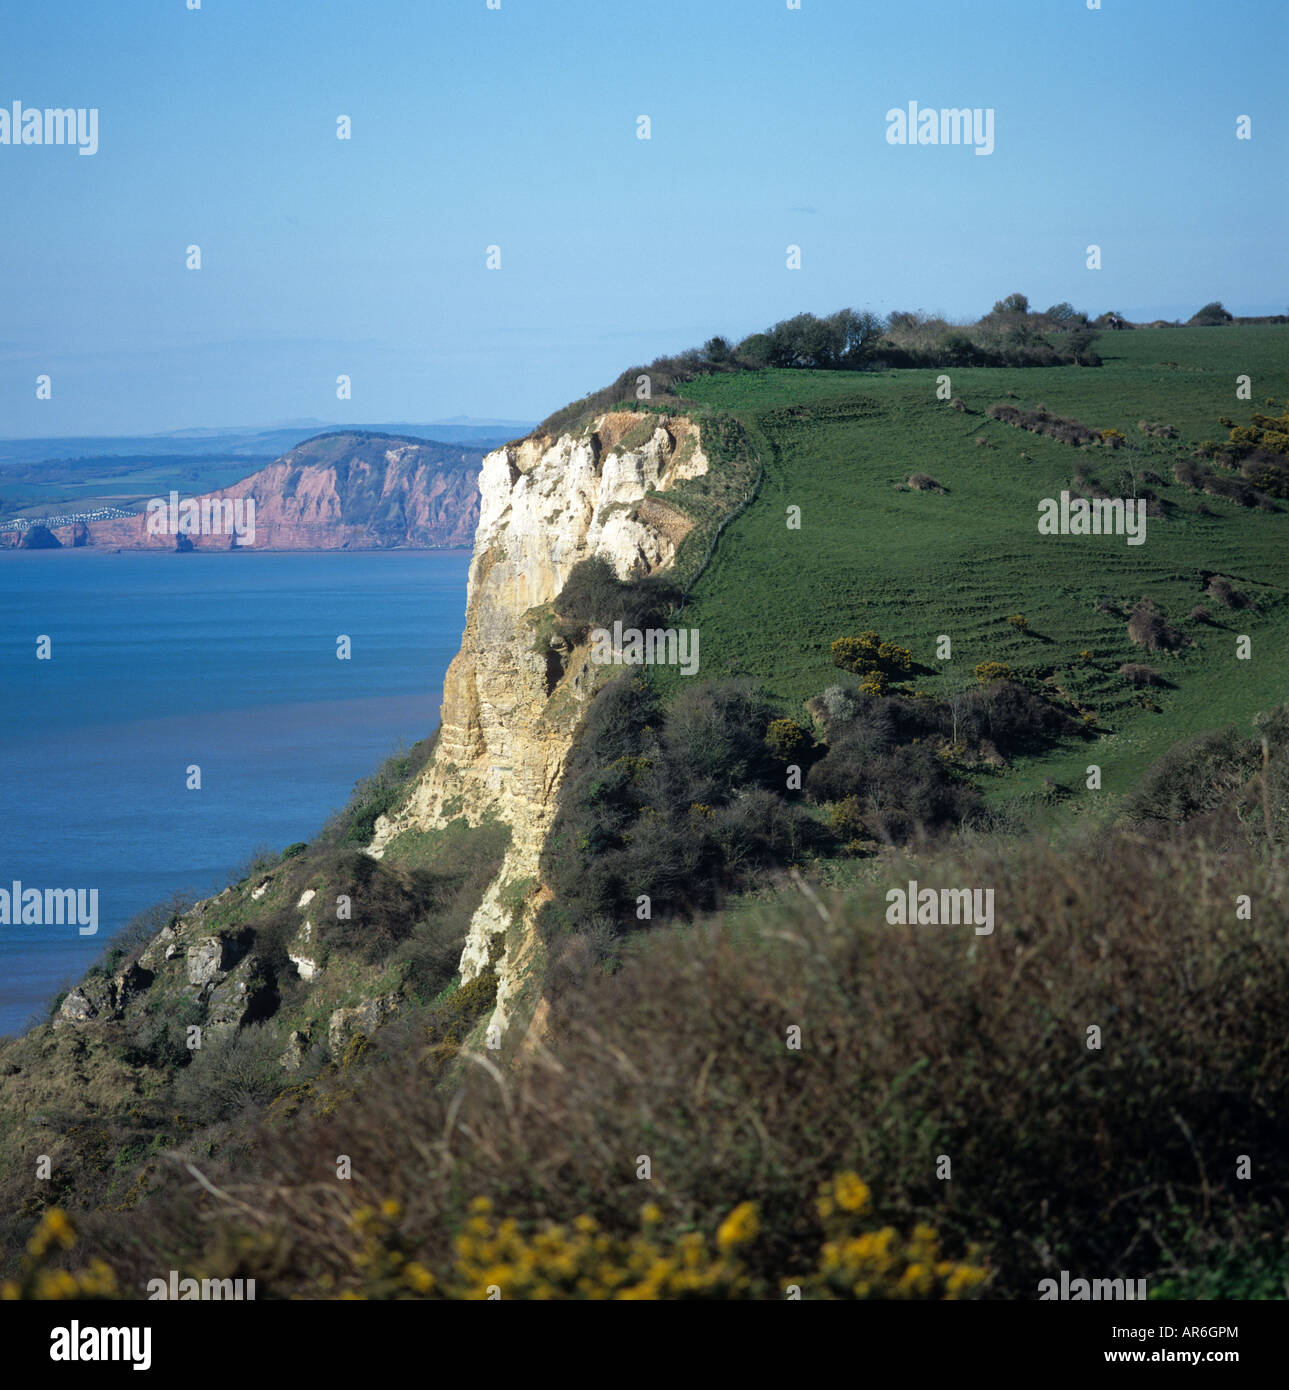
(0, 548, 471, 1036)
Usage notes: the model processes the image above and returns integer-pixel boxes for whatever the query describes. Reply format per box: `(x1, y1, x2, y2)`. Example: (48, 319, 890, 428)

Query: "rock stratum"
(368, 411, 718, 1040)
(3, 431, 483, 551)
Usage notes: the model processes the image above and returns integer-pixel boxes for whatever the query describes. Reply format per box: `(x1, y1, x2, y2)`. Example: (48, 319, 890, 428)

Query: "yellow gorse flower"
(1, 1211, 118, 1301)
(716, 1202, 760, 1252)
(833, 1172, 871, 1213)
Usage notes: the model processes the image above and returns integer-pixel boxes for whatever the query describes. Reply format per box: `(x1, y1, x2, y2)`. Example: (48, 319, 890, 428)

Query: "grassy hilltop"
(665, 325, 1289, 799)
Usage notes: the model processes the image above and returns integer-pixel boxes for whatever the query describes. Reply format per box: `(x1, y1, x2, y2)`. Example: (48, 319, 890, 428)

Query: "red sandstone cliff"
(3, 432, 482, 551)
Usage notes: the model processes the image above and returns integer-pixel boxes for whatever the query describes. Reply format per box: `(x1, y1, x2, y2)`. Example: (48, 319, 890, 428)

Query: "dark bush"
(1188, 301, 1234, 326)
(1122, 727, 1258, 826)
(552, 556, 681, 644)
(958, 680, 1082, 756)
(807, 734, 979, 842)
(1205, 576, 1253, 610)
(1127, 598, 1185, 651)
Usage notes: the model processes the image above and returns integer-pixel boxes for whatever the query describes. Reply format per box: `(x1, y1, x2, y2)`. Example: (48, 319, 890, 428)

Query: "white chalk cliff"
(368, 412, 709, 1038)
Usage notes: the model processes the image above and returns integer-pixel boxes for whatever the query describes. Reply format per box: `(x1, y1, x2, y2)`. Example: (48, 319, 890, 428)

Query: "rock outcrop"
(369, 412, 711, 1040)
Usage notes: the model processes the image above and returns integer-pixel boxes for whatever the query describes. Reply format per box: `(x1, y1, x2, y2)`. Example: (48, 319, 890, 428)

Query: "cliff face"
(369, 412, 710, 1037)
(4, 432, 482, 551)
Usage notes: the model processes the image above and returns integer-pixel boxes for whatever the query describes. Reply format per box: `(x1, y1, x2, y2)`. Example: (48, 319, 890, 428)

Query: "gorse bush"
(765, 717, 809, 761)
(831, 631, 912, 678)
(0, 1210, 117, 1301)
(332, 1176, 987, 1301)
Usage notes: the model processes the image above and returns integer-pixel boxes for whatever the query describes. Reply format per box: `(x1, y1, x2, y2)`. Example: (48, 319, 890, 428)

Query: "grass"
(661, 327, 1289, 800)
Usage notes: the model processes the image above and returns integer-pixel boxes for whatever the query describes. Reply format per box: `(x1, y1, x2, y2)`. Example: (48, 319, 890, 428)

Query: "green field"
(664, 326, 1289, 800)
(0, 456, 269, 522)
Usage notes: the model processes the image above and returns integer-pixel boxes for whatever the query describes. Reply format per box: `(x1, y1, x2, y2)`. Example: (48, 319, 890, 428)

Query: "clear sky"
(1, 0, 1285, 436)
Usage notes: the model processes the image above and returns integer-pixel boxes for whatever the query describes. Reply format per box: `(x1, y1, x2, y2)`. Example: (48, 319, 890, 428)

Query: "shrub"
(833, 632, 913, 681)
(765, 718, 809, 761)
(825, 796, 870, 851)
(1122, 727, 1258, 826)
(807, 736, 979, 841)
(311, 851, 443, 964)
(805, 684, 861, 734)
(552, 555, 681, 644)
(170, 1023, 285, 1126)
(1118, 662, 1161, 687)
(1188, 301, 1234, 326)
(832, 632, 881, 673)
(876, 642, 913, 673)
(735, 333, 772, 368)
(1126, 598, 1184, 652)
(1007, 615, 1028, 632)
(1205, 576, 1252, 610)
(959, 680, 1081, 756)
(326, 1174, 986, 1300)
(973, 661, 1011, 683)
(540, 679, 816, 939)
(321, 737, 437, 847)
(0, 1211, 117, 1300)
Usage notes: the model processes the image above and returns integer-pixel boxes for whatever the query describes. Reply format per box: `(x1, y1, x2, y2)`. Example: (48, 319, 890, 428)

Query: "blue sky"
(1, 0, 1285, 435)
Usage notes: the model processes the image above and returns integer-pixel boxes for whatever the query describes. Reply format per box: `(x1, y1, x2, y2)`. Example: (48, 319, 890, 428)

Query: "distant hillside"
(0, 420, 529, 468)
(0, 431, 483, 551)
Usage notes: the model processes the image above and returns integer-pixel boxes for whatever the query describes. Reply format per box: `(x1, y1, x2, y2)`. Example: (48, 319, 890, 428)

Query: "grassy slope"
(667, 326, 1289, 801)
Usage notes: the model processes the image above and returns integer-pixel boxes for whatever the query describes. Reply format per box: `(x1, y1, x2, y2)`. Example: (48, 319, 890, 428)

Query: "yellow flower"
(716, 1201, 760, 1252)
(833, 1172, 870, 1213)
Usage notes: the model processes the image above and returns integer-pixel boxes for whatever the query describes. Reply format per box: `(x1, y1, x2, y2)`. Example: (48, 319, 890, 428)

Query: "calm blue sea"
(0, 549, 471, 1036)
